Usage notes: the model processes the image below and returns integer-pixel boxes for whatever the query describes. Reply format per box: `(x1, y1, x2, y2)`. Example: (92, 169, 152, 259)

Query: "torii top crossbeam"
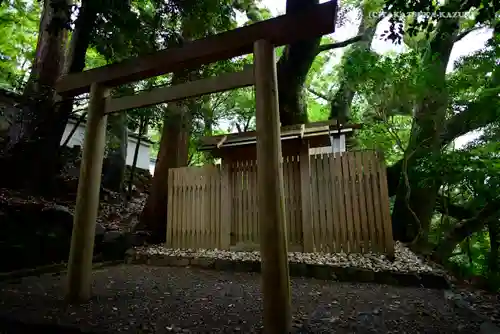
(55, 1, 337, 97)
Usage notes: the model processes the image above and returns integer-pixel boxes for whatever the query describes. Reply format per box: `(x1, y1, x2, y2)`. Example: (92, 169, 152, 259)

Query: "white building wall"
(149, 162, 156, 176)
(125, 137, 150, 170)
(61, 120, 86, 147)
(309, 134, 346, 155)
(61, 120, 151, 170)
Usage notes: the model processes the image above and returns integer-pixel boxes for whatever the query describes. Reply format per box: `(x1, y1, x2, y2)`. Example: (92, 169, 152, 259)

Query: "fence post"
(220, 164, 231, 249)
(299, 141, 314, 252)
(375, 151, 395, 258)
(166, 168, 174, 247)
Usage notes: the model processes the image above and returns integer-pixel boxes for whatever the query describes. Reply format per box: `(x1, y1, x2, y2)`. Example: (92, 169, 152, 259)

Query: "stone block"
(214, 259, 235, 271)
(190, 257, 216, 269)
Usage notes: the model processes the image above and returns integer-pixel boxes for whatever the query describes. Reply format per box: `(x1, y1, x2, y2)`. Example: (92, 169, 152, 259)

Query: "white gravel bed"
(134, 242, 446, 274)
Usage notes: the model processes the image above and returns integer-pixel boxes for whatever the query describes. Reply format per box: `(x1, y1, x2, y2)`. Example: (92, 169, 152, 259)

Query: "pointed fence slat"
(165, 151, 394, 255)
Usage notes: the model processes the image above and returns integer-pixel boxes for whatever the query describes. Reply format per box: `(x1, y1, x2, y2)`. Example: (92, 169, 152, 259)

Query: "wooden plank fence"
(166, 151, 394, 255)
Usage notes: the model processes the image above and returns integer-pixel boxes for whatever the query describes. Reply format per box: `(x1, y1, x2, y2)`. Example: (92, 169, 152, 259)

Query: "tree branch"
(317, 15, 385, 54)
(434, 197, 500, 258)
(235, 123, 242, 133)
(435, 195, 474, 221)
(441, 68, 500, 146)
(389, 69, 499, 196)
(454, 26, 483, 42)
(317, 35, 364, 53)
(62, 112, 87, 147)
(307, 86, 330, 101)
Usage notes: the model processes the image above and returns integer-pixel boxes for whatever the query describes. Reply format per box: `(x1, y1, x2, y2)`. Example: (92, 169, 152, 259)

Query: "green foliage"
(384, 0, 499, 42)
(0, 0, 40, 90)
(218, 87, 256, 132)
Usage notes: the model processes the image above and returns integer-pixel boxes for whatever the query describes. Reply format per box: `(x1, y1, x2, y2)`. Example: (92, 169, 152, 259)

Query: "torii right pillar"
(254, 39, 292, 334)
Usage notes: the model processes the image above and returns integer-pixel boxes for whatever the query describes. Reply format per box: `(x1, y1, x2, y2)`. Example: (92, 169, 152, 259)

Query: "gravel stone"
(135, 241, 446, 274)
(0, 265, 486, 333)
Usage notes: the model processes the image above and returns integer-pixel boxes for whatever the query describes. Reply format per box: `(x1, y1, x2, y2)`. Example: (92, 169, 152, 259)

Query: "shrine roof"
(199, 119, 361, 151)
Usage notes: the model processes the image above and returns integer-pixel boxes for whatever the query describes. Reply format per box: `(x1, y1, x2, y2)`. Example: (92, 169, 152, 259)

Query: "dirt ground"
(0, 264, 493, 333)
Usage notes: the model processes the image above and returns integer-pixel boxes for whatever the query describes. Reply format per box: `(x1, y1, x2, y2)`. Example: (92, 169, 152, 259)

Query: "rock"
(100, 230, 147, 261)
(95, 223, 106, 236)
(125, 248, 136, 257)
(480, 321, 500, 334)
(40, 204, 72, 223)
(234, 260, 260, 273)
(170, 257, 190, 267)
(214, 259, 235, 271)
(309, 264, 333, 280)
(41, 205, 105, 239)
(125, 213, 140, 231)
(101, 231, 129, 260)
(0, 200, 110, 272)
(129, 231, 149, 247)
(190, 257, 216, 269)
(289, 263, 308, 277)
(66, 166, 80, 178)
(103, 230, 124, 243)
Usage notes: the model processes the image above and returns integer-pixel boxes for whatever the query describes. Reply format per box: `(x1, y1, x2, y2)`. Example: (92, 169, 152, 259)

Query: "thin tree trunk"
(466, 237, 473, 269)
(102, 111, 128, 191)
(62, 112, 87, 147)
(202, 105, 215, 164)
(128, 116, 147, 198)
(488, 220, 500, 274)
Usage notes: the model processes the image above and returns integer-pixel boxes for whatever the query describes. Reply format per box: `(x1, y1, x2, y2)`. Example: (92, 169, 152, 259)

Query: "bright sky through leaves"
(253, 0, 492, 147)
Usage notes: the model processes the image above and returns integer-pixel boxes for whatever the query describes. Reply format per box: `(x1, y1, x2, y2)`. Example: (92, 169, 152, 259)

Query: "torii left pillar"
(66, 83, 109, 302)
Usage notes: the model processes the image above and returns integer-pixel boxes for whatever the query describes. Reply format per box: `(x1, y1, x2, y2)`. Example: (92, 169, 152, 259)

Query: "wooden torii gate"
(56, 3, 337, 332)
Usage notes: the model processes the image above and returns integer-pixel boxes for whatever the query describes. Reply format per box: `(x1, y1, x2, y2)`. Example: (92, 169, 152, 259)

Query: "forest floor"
(0, 264, 499, 333)
(0, 161, 498, 333)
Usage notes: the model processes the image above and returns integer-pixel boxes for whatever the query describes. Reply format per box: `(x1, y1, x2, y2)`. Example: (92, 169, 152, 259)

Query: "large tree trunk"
(391, 17, 460, 243)
(138, 15, 196, 242)
(329, 9, 378, 122)
(22, 0, 69, 98)
(102, 112, 128, 191)
(276, 0, 321, 126)
(52, 0, 99, 147)
(0, 0, 100, 190)
(235, 0, 322, 126)
(1, 0, 72, 189)
(139, 99, 191, 242)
